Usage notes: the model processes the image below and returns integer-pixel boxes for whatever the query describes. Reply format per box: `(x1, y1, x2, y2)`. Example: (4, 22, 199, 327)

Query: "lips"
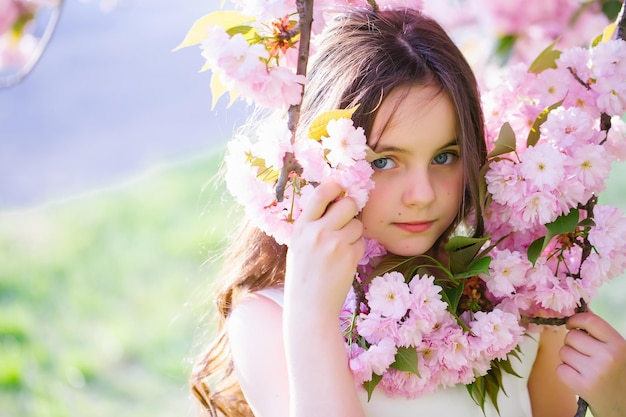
(394, 221, 434, 233)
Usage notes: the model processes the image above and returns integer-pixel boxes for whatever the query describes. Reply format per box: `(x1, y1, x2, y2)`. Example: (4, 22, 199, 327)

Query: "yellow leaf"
(210, 72, 239, 109)
(172, 11, 254, 51)
(528, 39, 561, 74)
(601, 23, 617, 43)
(308, 105, 361, 141)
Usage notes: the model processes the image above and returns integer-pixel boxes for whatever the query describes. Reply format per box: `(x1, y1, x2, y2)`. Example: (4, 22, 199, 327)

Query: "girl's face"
(361, 84, 464, 257)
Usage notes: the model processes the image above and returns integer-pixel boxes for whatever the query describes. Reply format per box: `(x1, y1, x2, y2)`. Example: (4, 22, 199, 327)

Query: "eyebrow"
(374, 139, 459, 153)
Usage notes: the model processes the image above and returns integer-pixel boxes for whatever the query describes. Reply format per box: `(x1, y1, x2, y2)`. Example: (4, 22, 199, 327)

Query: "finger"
(322, 197, 360, 231)
(555, 362, 584, 393)
(567, 312, 622, 344)
(564, 328, 599, 356)
(342, 218, 364, 244)
(299, 182, 344, 222)
(559, 344, 589, 372)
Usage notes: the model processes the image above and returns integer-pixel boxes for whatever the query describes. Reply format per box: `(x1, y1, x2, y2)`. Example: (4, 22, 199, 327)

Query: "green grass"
(0, 150, 236, 417)
(0, 146, 624, 417)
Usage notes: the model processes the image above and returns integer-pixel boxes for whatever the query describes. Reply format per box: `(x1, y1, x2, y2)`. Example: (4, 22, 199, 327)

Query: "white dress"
(256, 288, 538, 417)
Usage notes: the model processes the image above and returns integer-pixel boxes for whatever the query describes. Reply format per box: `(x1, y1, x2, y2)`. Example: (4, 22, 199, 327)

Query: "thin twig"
(571, 2, 626, 410)
(275, 0, 313, 202)
(617, 0, 626, 40)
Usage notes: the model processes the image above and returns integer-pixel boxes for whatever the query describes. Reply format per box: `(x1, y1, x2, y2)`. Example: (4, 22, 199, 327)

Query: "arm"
(228, 182, 366, 417)
(557, 311, 626, 417)
(528, 326, 578, 417)
(284, 182, 366, 417)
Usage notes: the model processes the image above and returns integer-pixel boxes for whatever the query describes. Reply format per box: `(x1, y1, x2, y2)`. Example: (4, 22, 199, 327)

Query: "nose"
(401, 168, 436, 208)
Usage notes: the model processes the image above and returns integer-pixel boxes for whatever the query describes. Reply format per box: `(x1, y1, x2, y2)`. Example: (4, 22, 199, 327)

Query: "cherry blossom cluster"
(179, 0, 423, 109)
(342, 269, 524, 398)
(423, 0, 610, 72)
(224, 114, 374, 245)
(481, 38, 626, 318)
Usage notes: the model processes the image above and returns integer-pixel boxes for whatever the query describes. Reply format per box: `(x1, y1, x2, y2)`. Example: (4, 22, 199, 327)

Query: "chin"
(386, 244, 433, 258)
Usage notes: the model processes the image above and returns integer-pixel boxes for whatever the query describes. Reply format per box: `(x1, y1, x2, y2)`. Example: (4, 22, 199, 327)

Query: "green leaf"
(442, 283, 465, 313)
(390, 347, 420, 376)
(485, 373, 502, 416)
(493, 35, 517, 64)
(466, 256, 492, 277)
(527, 209, 581, 264)
(226, 25, 257, 40)
(364, 373, 382, 401)
(527, 99, 565, 147)
(546, 208, 580, 235)
(487, 122, 517, 158)
(446, 236, 490, 275)
(527, 209, 580, 265)
(528, 39, 562, 74)
(602, 1, 623, 20)
(445, 235, 490, 252)
(496, 358, 522, 379)
(467, 376, 487, 412)
(527, 237, 545, 265)
(578, 218, 596, 228)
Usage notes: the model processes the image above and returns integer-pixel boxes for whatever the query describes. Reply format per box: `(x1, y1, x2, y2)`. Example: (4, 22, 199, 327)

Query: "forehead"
(370, 84, 458, 149)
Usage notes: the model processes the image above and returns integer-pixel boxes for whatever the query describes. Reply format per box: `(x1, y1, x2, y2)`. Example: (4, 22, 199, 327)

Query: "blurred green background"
(0, 150, 238, 417)
(0, 147, 625, 417)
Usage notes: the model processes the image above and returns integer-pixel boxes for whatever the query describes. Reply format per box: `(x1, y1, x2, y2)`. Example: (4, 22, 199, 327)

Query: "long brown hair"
(190, 7, 487, 416)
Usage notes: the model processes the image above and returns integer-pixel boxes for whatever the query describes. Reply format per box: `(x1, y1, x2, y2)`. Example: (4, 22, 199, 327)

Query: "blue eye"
(433, 152, 457, 165)
(372, 157, 396, 170)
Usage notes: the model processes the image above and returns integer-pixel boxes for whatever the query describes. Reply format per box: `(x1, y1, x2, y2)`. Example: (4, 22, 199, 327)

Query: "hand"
(557, 311, 626, 417)
(284, 182, 365, 319)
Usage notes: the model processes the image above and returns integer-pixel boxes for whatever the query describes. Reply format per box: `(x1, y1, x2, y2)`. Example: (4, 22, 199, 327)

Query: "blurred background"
(0, 1, 624, 416)
(0, 1, 248, 416)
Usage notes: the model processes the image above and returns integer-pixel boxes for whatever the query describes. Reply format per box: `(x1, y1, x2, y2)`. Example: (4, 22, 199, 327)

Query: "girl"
(190, 7, 595, 417)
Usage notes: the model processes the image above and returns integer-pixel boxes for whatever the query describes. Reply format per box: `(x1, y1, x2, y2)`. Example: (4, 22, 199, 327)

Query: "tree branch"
(573, 6, 625, 416)
(275, 0, 314, 202)
(617, 0, 626, 41)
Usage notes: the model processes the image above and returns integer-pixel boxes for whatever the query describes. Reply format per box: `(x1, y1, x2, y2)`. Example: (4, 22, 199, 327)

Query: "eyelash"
(433, 151, 459, 165)
(371, 150, 459, 171)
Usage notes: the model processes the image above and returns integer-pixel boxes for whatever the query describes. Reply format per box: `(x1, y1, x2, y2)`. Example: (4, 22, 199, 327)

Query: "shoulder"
(228, 290, 284, 346)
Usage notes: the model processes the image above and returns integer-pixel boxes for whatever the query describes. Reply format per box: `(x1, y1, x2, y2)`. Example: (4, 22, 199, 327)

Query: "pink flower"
(481, 249, 531, 297)
(541, 106, 600, 148)
(469, 310, 524, 360)
(367, 272, 411, 319)
(593, 77, 626, 116)
(589, 205, 626, 255)
(589, 40, 626, 78)
(365, 338, 398, 375)
(518, 190, 560, 227)
(210, 32, 268, 83)
(531, 68, 570, 109)
(566, 143, 612, 194)
(408, 275, 448, 324)
(605, 116, 626, 161)
(230, 0, 293, 22)
(0, 0, 20, 36)
(357, 313, 400, 344)
(322, 118, 368, 168)
(251, 118, 293, 168)
(248, 66, 307, 109)
(519, 143, 565, 189)
(485, 159, 526, 206)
